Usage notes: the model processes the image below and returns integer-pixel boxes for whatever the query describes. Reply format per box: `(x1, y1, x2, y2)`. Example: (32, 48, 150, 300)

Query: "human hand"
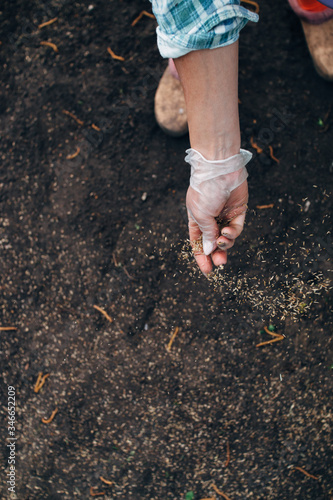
(185, 148, 251, 275)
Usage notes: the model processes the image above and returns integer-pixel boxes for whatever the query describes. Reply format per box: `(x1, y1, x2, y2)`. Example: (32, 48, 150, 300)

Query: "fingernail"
(217, 242, 226, 249)
(221, 232, 232, 239)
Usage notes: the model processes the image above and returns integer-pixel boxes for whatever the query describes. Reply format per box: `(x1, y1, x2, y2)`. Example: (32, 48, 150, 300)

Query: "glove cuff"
(185, 148, 252, 194)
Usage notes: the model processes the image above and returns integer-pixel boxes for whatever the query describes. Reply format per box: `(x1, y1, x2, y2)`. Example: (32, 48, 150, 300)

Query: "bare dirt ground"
(0, 1, 332, 499)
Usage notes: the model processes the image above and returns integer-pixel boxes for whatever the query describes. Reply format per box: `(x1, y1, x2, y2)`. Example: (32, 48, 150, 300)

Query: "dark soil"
(0, 1, 332, 499)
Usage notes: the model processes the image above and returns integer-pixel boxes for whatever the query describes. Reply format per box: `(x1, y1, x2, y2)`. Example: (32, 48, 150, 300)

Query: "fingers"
(188, 213, 214, 275)
(216, 198, 248, 248)
(211, 247, 228, 267)
(188, 205, 246, 275)
(219, 210, 247, 241)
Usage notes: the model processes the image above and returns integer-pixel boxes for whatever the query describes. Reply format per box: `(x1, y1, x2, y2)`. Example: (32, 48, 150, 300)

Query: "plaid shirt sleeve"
(151, 0, 259, 58)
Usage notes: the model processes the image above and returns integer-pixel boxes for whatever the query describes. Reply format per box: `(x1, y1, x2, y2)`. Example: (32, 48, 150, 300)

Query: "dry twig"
(93, 305, 113, 323)
(167, 327, 180, 352)
(224, 441, 230, 467)
(90, 486, 105, 497)
(211, 484, 233, 500)
(41, 407, 58, 424)
(62, 109, 84, 126)
(38, 17, 58, 29)
(99, 476, 113, 485)
(293, 466, 319, 480)
(34, 372, 50, 393)
(241, 0, 260, 13)
(112, 252, 118, 267)
(256, 204, 274, 209)
(269, 145, 280, 164)
(107, 47, 125, 61)
(66, 146, 80, 160)
(131, 10, 155, 27)
(123, 266, 136, 280)
(40, 41, 59, 53)
(250, 137, 263, 154)
(256, 326, 284, 347)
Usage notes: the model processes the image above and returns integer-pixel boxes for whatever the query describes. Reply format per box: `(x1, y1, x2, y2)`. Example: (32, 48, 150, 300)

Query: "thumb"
(199, 217, 220, 256)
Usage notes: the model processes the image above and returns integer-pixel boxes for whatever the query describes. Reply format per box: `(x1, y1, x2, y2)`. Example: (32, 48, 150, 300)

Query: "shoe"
(154, 59, 188, 137)
(288, 0, 333, 81)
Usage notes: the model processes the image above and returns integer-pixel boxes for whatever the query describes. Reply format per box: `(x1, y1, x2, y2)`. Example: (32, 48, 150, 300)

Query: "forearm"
(174, 41, 241, 161)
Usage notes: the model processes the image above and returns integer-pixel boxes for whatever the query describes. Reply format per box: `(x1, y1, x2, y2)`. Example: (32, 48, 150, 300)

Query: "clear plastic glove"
(185, 148, 252, 274)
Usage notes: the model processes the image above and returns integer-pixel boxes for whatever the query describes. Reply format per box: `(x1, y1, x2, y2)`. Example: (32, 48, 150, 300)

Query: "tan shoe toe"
(301, 17, 333, 81)
(154, 67, 188, 137)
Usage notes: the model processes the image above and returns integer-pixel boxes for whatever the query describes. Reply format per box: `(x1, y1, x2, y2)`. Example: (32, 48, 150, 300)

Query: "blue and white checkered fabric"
(151, 0, 259, 58)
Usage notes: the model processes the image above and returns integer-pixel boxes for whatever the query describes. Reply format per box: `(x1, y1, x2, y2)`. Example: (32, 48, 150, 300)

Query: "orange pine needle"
(40, 41, 59, 53)
(62, 109, 84, 126)
(256, 327, 284, 347)
(256, 204, 274, 209)
(34, 372, 50, 393)
(167, 326, 180, 351)
(131, 10, 155, 27)
(93, 305, 113, 323)
(38, 17, 58, 29)
(66, 146, 80, 160)
(41, 407, 58, 424)
(293, 466, 319, 480)
(91, 124, 101, 131)
(99, 476, 113, 485)
(211, 484, 232, 500)
(269, 145, 280, 164)
(90, 486, 105, 497)
(224, 441, 230, 467)
(250, 136, 263, 154)
(0, 326, 17, 331)
(241, 0, 260, 13)
(107, 47, 125, 61)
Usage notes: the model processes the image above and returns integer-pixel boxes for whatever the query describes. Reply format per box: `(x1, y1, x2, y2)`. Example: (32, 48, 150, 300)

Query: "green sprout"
(185, 492, 194, 500)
